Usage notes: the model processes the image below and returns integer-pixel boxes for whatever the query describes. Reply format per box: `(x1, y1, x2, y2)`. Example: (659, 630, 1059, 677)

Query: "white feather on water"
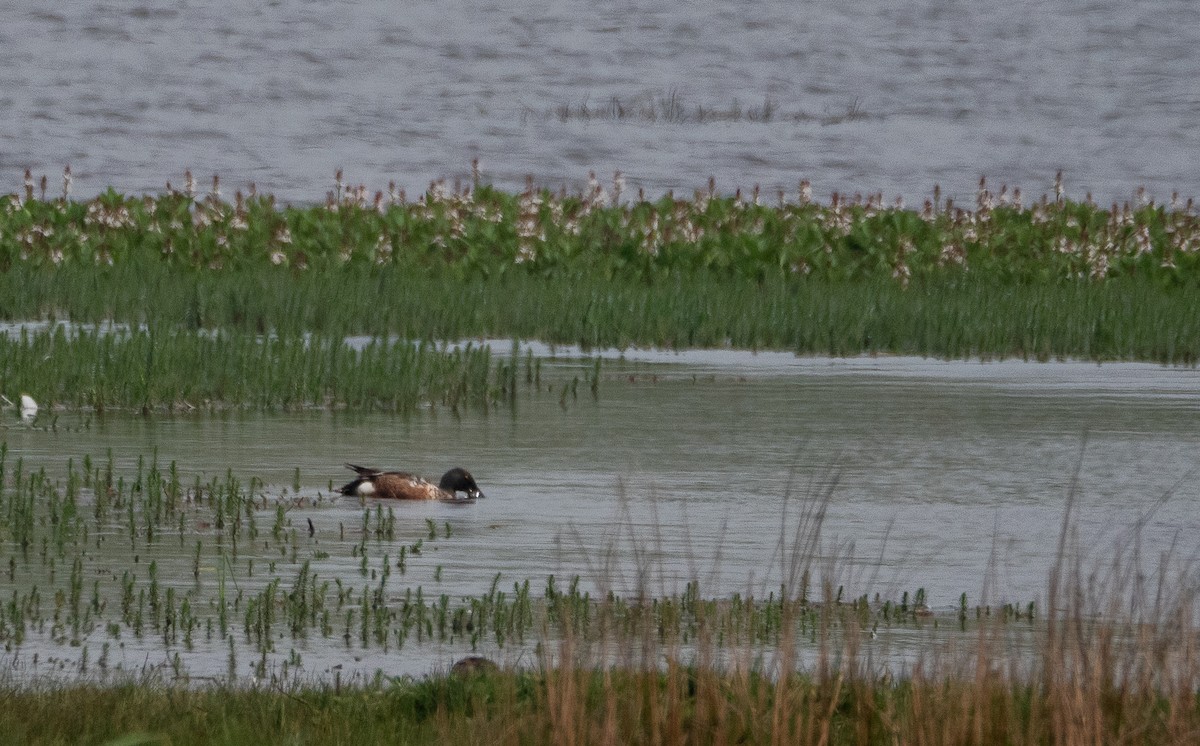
(19, 394, 37, 421)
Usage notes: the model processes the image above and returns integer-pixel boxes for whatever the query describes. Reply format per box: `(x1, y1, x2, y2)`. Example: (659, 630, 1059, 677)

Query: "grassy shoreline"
(3, 271, 1195, 414)
(2, 662, 1187, 746)
(3, 601, 1198, 745)
(2, 172, 1198, 370)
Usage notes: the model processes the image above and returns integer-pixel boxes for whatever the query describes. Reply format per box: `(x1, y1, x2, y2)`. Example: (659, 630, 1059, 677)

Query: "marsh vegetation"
(2, 170, 1199, 743)
(6, 169, 1196, 417)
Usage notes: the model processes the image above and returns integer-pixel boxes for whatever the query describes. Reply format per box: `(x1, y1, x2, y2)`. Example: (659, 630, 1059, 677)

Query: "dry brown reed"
(434, 456, 1200, 744)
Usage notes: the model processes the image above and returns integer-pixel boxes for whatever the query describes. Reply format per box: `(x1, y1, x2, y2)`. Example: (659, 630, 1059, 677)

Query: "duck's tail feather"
(344, 463, 380, 476)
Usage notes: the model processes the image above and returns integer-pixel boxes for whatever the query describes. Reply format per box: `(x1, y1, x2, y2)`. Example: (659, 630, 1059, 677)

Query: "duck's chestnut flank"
(338, 463, 485, 501)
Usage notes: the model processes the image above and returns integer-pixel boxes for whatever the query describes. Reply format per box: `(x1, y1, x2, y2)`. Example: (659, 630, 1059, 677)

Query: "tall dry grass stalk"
(453, 455, 1200, 744)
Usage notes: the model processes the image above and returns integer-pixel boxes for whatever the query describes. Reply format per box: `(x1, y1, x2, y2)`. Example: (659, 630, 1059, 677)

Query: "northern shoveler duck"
(338, 463, 485, 501)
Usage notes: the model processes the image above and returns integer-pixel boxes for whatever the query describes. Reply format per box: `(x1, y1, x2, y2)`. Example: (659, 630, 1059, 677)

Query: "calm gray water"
(2, 1, 1197, 204)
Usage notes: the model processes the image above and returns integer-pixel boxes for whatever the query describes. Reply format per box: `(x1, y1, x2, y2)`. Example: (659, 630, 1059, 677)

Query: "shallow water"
(2, 2, 1197, 204)
(3, 353, 1198, 681)
(7, 352, 1199, 604)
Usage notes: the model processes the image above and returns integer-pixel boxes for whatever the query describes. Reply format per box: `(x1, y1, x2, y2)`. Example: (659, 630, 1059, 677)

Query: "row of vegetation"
(0, 326, 589, 414)
(3, 265, 1196, 363)
(4, 168, 1197, 283)
(1, 169, 1198, 368)
(7, 651, 1200, 746)
(1, 447, 1197, 743)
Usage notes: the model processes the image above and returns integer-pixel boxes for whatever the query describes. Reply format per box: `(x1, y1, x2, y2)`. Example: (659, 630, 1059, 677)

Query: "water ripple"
(1, 1, 1197, 203)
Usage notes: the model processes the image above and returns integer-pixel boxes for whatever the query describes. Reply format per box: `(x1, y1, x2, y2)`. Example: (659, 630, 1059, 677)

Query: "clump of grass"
(0, 326, 552, 413)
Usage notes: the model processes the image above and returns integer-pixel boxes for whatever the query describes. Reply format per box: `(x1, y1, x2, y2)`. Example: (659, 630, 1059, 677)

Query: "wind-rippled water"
(2, 1, 1197, 203)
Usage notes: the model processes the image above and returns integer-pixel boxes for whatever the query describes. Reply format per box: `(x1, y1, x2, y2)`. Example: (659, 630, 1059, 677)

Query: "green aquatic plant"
(2, 169, 1196, 283)
(0, 170, 1198, 365)
(0, 326, 547, 413)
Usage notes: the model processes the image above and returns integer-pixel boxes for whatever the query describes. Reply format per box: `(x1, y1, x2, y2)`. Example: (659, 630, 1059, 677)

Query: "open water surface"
(2, 1, 1198, 203)
(3, 352, 1199, 681)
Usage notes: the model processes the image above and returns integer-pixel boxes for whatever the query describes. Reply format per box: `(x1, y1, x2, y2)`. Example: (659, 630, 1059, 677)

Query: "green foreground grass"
(4, 635, 1199, 746)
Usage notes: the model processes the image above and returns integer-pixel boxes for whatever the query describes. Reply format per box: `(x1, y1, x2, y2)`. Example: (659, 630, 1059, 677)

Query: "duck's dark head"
(439, 468, 484, 499)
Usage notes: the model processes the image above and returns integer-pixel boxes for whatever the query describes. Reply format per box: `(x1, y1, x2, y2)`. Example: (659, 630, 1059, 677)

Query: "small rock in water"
(450, 656, 499, 677)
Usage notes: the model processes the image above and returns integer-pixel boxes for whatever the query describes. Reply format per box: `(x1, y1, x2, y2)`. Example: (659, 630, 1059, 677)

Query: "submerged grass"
(526, 90, 874, 126)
